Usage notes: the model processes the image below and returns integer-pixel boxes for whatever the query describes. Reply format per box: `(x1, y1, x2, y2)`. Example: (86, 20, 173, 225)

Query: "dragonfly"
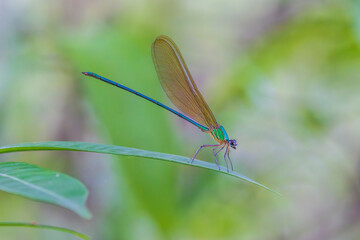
(82, 35, 237, 172)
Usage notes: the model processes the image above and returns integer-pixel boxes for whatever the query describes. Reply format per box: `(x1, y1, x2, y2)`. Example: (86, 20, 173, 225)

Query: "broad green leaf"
(0, 222, 89, 240)
(0, 162, 91, 218)
(0, 141, 280, 194)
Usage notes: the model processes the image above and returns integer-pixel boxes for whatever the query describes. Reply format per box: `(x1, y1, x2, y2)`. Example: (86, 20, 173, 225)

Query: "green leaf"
(0, 141, 280, 195)
(0, 222, 89, 240)
(0, 162, 91, 218)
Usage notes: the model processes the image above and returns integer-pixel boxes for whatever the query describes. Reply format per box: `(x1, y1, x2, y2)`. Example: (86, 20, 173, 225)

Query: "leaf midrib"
(0, 172, 80, 211)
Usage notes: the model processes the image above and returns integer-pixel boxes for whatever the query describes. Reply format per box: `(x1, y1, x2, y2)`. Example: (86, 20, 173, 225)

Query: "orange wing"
(151, 35, 218, 129)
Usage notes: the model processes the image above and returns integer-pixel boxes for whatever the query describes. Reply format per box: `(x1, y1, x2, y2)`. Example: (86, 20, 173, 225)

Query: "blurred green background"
(1, 0, 360, 239)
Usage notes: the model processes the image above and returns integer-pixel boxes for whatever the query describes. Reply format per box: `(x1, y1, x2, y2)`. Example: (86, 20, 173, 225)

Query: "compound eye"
(229, 139, 237, 149)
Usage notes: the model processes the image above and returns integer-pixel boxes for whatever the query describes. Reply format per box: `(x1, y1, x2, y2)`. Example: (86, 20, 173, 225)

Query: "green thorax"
(210, 125, 229, 141)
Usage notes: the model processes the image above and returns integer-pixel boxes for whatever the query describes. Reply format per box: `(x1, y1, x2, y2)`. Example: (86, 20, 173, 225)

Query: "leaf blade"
(0, 162, 91, 218)
(0, 141, 280, 195)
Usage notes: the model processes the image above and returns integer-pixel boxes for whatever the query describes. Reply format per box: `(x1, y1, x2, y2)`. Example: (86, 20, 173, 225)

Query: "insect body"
(83, 35, 237, 172)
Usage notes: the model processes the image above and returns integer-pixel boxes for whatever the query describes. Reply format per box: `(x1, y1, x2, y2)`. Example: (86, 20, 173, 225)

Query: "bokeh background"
(1, 0, 360, 239)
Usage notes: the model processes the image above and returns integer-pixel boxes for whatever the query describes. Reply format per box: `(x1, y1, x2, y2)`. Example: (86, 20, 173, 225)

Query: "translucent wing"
(151, 35, 218, 129)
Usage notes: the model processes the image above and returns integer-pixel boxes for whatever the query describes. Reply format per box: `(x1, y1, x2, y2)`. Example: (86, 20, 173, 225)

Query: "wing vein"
(151, 35, 218, 128)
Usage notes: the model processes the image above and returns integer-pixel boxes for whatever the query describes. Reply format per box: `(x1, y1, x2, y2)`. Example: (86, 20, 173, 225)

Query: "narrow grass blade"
(0, 141, 280, 194)
(0, 222, 89, 240)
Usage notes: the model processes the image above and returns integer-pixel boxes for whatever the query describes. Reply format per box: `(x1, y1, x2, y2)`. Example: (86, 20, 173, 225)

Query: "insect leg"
(192, 144, 221, 163)
(212, 144, 225, 170)
(223, 146, 230, 173)
(226, 145, 234, 171)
